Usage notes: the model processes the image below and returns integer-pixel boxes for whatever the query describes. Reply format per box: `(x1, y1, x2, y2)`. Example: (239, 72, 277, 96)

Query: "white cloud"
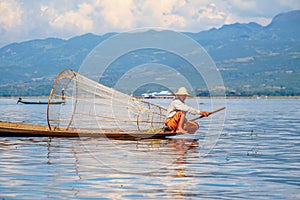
(187, 2, 227, 30)
(137, 0, 187, 28)
(0, 0, 22, 30)
(95, 0, 187, 31)
(42, 3, 94, 33)
(97, 0, 136, 29)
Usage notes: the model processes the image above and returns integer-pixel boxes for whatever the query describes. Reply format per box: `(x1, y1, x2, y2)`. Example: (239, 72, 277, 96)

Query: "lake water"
(0, 98, 299, 199)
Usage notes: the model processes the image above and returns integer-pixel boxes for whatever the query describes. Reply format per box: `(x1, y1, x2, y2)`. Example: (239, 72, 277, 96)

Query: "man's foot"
(176, 129, 188, 134)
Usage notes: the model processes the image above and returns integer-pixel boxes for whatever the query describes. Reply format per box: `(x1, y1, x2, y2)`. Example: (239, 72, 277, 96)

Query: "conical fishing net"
(47, 69, 167, 134)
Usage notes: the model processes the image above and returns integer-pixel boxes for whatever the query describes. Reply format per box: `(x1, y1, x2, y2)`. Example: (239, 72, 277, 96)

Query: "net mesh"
(47, 69, 167, 133)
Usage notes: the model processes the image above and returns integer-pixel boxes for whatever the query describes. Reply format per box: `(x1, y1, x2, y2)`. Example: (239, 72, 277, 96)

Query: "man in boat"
(165, 87, 210, 134)
(61, 88, 66, 101)
(17, 97, 22, 104)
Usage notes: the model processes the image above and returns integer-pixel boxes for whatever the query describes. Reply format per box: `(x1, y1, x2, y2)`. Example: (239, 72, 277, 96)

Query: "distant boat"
(17, 97, 65, 105)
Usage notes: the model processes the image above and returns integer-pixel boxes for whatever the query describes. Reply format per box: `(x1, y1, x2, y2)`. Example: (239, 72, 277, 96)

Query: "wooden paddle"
(184, 107, 226, 134)
(190, 106, 226, 121)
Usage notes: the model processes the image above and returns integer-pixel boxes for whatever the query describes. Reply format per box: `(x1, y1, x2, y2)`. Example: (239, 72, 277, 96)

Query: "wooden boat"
(17, 98, 65, 105)
(6, 69, 225, 139)
(0, 121, 178, 139)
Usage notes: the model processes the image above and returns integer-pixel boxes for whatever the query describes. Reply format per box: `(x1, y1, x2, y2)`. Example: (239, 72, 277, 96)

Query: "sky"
(0, 0, 300, 47)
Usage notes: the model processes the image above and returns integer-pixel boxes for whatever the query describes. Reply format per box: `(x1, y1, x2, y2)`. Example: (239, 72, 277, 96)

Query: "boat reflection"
(0, 137, 201, 199)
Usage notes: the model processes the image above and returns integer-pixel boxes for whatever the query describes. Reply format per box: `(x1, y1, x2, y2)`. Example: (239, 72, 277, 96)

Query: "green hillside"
(0, 10, 299, 97)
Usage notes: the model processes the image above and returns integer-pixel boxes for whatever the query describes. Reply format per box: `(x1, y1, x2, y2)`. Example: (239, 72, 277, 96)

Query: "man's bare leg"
(177, 111, 188, 134)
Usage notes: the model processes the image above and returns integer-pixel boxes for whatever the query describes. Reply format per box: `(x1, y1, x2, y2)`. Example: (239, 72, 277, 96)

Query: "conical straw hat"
(174, 87, 191, 96)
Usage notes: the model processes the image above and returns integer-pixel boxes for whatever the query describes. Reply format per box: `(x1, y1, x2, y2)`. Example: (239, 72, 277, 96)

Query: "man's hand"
(200, 111, 210, 117)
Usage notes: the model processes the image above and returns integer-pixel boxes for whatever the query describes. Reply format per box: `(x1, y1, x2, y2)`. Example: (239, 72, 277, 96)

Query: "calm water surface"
(0, 98, 299, 199)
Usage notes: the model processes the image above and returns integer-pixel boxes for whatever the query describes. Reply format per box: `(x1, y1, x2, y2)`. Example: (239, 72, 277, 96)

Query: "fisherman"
(61, 88, 66, 101)
(17, 97, 22, 104)
(165, 87, 210, 134)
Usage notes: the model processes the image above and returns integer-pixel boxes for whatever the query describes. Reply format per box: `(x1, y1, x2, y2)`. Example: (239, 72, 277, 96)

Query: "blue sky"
(0, 0, 299, 47)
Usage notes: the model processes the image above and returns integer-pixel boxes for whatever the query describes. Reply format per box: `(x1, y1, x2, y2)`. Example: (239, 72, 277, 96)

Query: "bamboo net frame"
(47, 69, 167, 132)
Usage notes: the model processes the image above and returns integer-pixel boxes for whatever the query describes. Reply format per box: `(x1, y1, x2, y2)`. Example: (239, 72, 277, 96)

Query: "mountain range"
(0, 10, 299, 96)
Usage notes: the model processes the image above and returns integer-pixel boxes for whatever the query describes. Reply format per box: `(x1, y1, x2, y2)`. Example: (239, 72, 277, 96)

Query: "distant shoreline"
(1, 95, 299, 99)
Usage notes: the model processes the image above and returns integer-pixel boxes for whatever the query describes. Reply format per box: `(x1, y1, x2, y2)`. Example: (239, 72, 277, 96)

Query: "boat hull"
(18, 100, 65, 105)
(0, 121, 178, 139)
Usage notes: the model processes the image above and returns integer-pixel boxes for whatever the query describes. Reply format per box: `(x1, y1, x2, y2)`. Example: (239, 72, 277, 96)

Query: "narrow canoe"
(17, 100, 65, 105)
(0, 121, 178, 139)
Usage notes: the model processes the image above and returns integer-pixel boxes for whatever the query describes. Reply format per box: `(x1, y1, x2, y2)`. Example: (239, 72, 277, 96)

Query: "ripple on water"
(0, 99, 300, 199)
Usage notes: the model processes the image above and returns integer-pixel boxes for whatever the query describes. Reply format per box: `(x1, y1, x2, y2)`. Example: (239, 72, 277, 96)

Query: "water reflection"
(0, 136, 202, 199)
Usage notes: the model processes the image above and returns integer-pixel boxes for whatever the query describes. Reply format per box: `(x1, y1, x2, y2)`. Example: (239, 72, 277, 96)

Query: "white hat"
(174, 87, 191, 96)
